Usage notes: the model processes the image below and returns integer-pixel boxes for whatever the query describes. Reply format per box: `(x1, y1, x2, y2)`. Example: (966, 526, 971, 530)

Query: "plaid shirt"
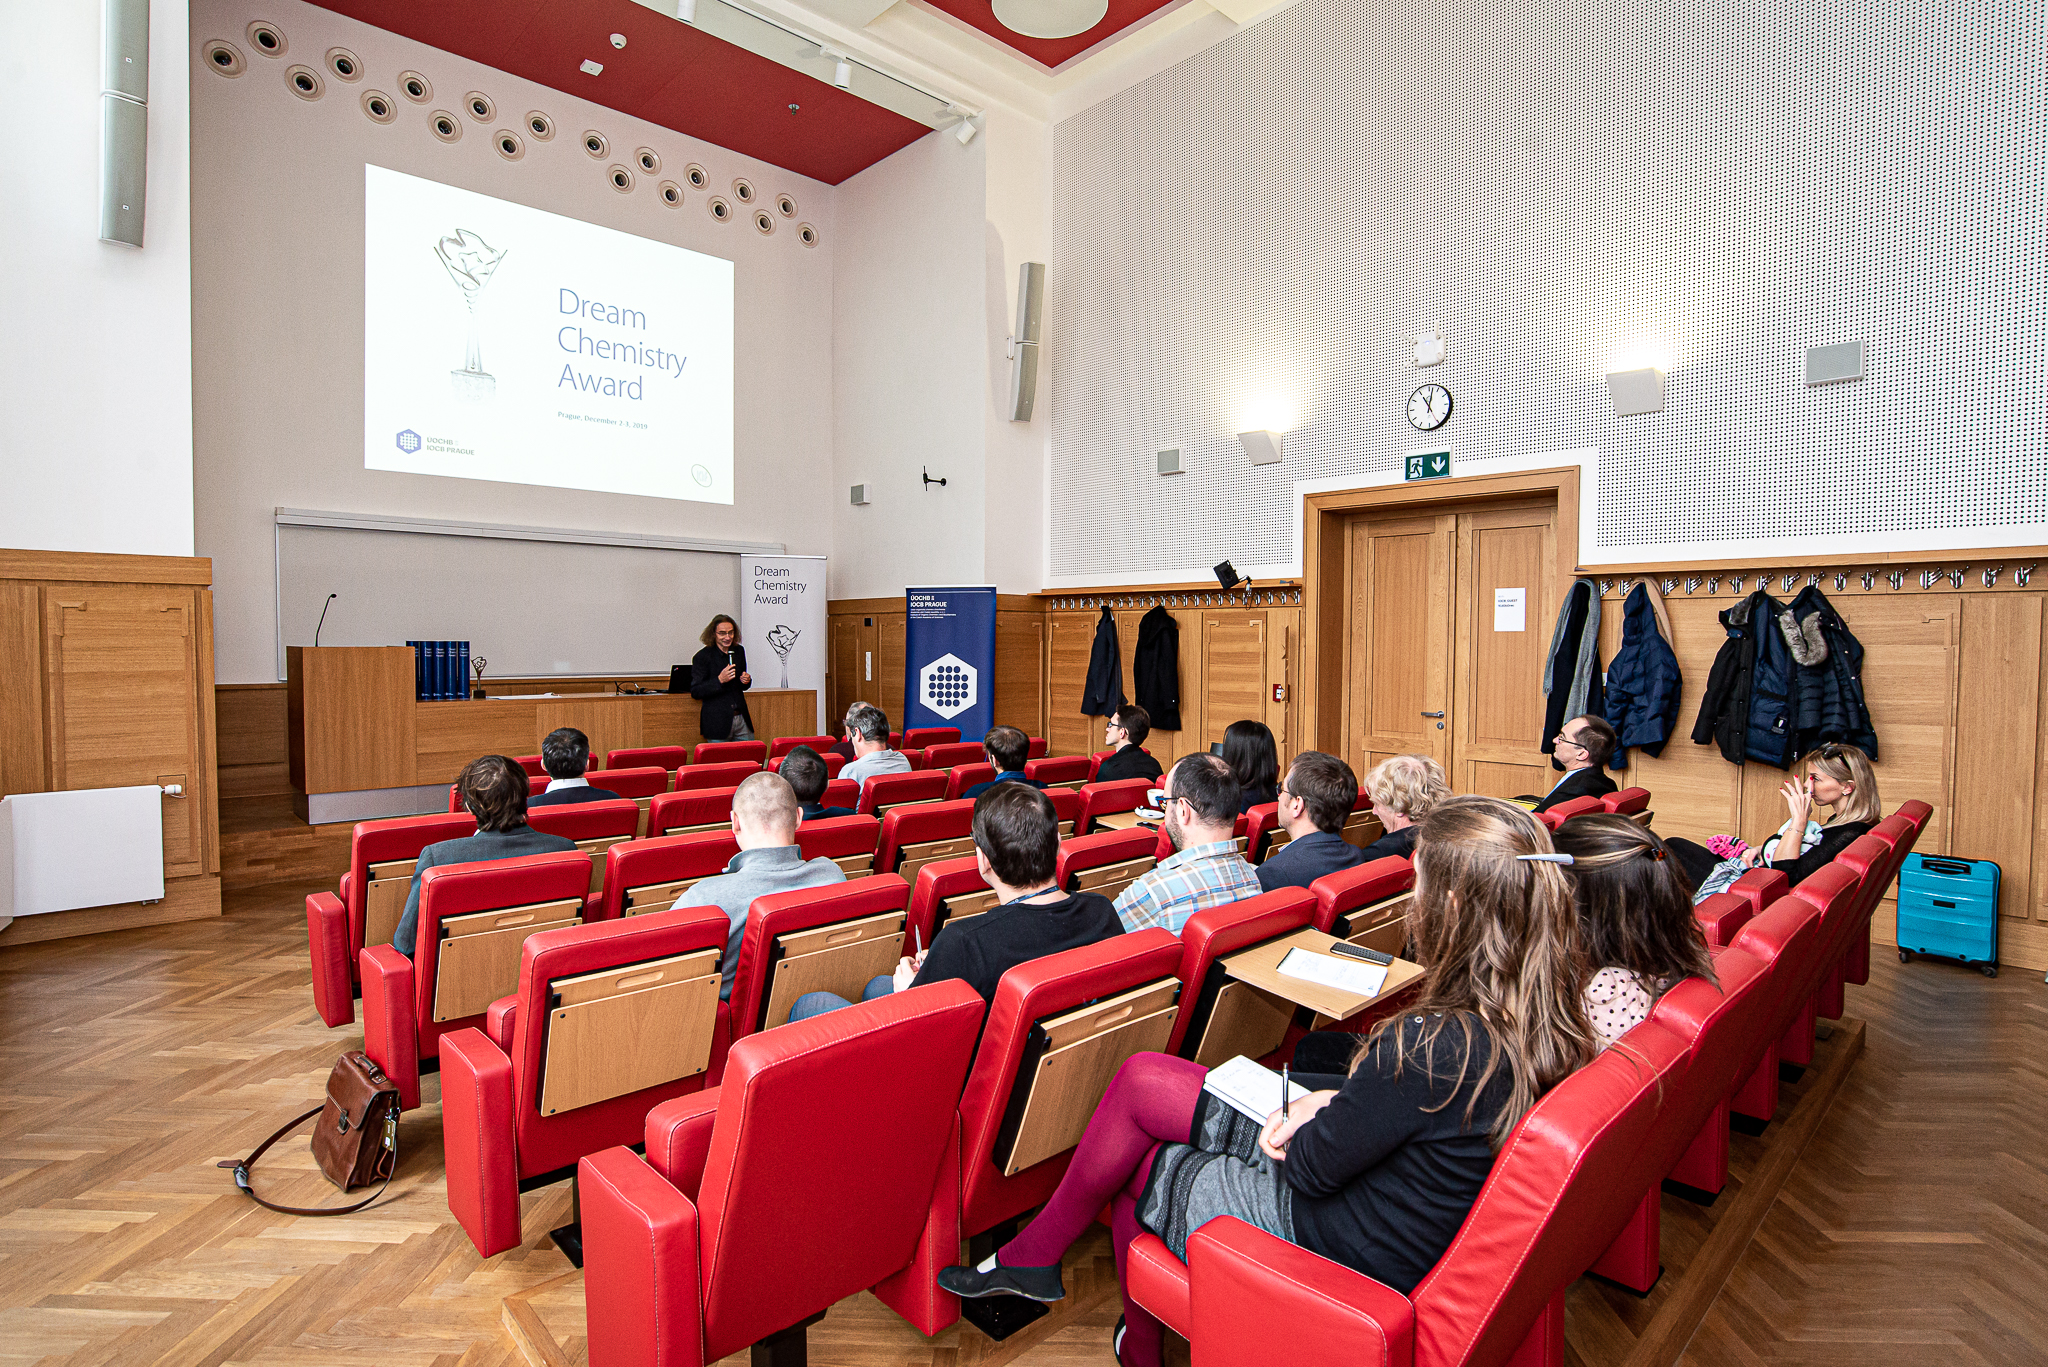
(1113, 840, 1263, 935)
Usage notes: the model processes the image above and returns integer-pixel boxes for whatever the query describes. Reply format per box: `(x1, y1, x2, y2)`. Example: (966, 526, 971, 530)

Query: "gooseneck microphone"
(314, 593, 338, 647)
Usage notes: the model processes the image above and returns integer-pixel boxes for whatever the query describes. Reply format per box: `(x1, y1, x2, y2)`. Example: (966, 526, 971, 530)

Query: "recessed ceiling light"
(788, 102, 800, 112)
(580, 58, 604, 75)
(610, 32, 627, 48)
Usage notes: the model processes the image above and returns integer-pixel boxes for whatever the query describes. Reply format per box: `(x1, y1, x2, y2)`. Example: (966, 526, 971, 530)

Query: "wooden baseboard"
(0, 874, 222, 948)
(1617, 1017, 1866, 1367)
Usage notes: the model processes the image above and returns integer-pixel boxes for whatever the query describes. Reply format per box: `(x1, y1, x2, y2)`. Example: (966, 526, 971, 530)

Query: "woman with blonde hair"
(1552, 814, 1718, 1049)
(937, 796, 1594, 1367)
(1665, 743, 1880, 894)
(1357, 752, 1452, 862)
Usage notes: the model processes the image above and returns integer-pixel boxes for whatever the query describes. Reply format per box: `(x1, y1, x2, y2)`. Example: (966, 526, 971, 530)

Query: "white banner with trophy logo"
(738, 555, 828, 734)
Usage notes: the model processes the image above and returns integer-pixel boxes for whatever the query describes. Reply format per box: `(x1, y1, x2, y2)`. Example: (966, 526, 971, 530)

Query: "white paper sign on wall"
(1494, 588, 1527, 632)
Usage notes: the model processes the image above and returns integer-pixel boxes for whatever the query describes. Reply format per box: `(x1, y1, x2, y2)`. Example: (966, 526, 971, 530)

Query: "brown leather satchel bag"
(219, 1051, 401, 1215)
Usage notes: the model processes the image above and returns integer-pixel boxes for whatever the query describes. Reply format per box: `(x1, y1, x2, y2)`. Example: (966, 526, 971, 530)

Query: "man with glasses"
(1529, 714, 1619, 813)
(1094, 705, 1163, 785)
(1113, 753, 1260, 934)
(1256, 751, 1368, 891)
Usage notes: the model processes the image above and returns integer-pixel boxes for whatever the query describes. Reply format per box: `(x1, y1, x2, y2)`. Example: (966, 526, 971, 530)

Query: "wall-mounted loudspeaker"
(1007, 261, 1045, 422)
(850, 484, 870, 506)
(100, 0, 150, 247)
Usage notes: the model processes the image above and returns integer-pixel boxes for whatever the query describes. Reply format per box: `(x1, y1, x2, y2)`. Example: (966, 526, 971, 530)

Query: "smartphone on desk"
(1329, 942, 1393, 965)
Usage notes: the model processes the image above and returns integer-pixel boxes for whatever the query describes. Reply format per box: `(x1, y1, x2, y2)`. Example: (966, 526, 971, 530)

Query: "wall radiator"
(0, 786, 167, 925)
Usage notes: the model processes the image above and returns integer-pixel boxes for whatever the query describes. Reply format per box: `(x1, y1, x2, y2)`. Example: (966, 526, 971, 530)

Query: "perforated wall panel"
(1047, 0, 2048, 577)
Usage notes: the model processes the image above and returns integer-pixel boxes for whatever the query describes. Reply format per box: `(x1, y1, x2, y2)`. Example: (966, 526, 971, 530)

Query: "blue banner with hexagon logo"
(903, 586, 997, 743)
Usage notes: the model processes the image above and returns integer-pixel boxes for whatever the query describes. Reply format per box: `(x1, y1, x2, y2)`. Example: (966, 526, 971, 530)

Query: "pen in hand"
(1274, 1065, 1290, 1203)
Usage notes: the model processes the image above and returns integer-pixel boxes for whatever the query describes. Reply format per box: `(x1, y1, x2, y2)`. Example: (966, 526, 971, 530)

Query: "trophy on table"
(765, 625, 800, 689)
(434, 229, 508, 400)
(471, 655, 488, 700)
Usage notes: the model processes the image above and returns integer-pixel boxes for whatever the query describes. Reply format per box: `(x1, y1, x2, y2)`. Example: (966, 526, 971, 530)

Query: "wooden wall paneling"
(879, 614, 907, 724)
(827, 616, 859, 729)
(195, 590, 219, 877)
(533, 700, 641, 767)
(1047, 612, 1095, 755)
(994, 610, 1045, 736)
(0, 583, 45, 797)
(1267, 613, 1295, 764)
(415, 701, 535, 785)
(215, 684, 292, 798)
(742, 690, 820, 745)
(1852, 597, 1960, 868)
(1953, 595, 2042, 924)
(1200, 613, 1268, 752)
(1622, 596, 1746, 842)
(1450, 503, 1555, 800)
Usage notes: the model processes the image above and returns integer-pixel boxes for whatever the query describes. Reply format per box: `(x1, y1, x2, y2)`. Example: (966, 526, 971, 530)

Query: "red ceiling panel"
(917, 0, 1183, 69)
(311, 0, 932, 183)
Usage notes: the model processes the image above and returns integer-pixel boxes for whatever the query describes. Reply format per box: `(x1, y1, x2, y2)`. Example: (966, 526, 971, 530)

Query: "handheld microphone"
(314, 593, 338, 647)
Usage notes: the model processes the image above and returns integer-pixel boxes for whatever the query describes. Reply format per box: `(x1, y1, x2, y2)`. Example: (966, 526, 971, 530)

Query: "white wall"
(0, 0, 194, 558)
(979, 106, 1053, 595)
(191, 0, 840, 680)
(831, 130, 988, 598)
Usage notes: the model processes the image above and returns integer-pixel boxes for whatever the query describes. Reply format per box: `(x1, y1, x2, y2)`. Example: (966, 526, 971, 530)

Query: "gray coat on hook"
(1541, 579, 1605, 769)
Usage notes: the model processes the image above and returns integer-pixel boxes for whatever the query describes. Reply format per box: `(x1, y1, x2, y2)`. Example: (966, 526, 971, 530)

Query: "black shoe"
(1113, 1314, 1128, 1363)
(936, 1256, 1067, 1303)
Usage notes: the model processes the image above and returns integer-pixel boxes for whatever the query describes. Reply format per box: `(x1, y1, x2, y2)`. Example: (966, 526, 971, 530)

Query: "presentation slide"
(363, 164, 734, 503)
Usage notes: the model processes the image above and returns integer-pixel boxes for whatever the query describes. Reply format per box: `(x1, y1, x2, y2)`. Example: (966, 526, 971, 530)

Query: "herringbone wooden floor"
(0, 879, 2038, 1365)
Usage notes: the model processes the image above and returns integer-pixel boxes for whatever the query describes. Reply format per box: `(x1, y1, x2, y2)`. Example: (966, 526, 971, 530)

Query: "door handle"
(1420, 710, 1445, 718)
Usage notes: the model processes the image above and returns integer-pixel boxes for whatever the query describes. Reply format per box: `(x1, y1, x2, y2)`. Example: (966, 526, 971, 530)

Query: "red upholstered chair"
(1775, 863, 1863, 1067)
(306, 811, 477, 1027)
(650, 786, 740, 837)
(1077, 777, 1156, 833)
(906, 856, 993, 950)
(920, 742, 986, 771)
(1724, 895, 1825, 1123)
(440, 905, 734, 1259)
(515, 754, 548, 777)
(607, 745, 688, 773)
(694, 740, 768, 767)
(876, 799, 977, 879)
(592, 831, 740, 922)
(1897, 799, 1933, 835)
(1243, 802, 1282, 862)
(856, 769, 949, 816)
(1055, 828, 1159, 900)
(1693, 891, 1757, 948)
(583, 766, 670, 799)
(1825, 834, 1892, 1015)
(1602, 786, 1652, 817)
(1165, 890, 1317, 1063)
(954, 934, 1186, 1261)
(946, 762, 997, 799)
(889, 731, 902, 748)
(900, 750, 928, 771)
(901, 726, 962, 750)
(767, 751, 848, 779)
(794, 813, 883, 878)
(578, 981, 986, 1365)
(1535, 794, 1604, 829)
(1025, 755, 1090, 789)
(1027, 736, 1048, 758)
(1309, 855, 1414, 937)
(360, 850, 594, 1109)
(451, 776, 550, 809)
(1726, 865, 1791, 917)
(1133, 1021, 1691, 1367)
(678, 760, 764, 791)
(816, 777, 858, 811)
(1045, 786, 1081, 837)
(770, 734, 834, 758)
(728, 875, 914, 1042)
(525, 798, 643, 903)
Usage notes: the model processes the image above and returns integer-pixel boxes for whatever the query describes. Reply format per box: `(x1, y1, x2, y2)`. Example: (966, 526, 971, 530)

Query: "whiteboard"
(275, 517, 767, 680)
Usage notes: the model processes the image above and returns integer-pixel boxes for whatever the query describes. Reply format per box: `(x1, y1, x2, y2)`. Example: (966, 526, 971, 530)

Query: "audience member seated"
(781, 745, 855, 820)
(391, 755, 577, 957)
(1355, 753, 1451, 862)
(1527, 714, 1620, 812)
(1094, 704, 1164, 785)
(936, 794, 1595, 1367)
(840, 702, 913, 792)
(1114, 753, 1260, 934)
(1664, 743, 1880, 894)
(1255, 751, 1367, 892)
(787, 784, 1124, 1019)
(1220, 718, 1280, 813)
(961, 725, 1048, 801)
(669, 771, 846, 999)
(524, 727, 622, 807)
(689, 612, 754, 741)
(827, 701, 863, 761)
(1551, 814, 1718, 1049)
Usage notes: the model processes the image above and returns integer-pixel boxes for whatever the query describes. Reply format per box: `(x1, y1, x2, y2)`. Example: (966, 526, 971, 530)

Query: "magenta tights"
(999, 1052, 1208, 1367)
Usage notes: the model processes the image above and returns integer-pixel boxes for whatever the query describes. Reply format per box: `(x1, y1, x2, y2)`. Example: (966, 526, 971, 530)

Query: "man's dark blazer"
(1530, 766, 1618, 814)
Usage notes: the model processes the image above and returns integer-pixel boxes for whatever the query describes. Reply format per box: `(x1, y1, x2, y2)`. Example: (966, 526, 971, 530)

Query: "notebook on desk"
(1203, 1055, 1310, 1125)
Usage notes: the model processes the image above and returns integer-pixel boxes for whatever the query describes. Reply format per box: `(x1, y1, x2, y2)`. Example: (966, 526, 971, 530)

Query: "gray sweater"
(672, 844, 847, 998)
(840, 748, 913, 792)
(392, 824, 580, 957)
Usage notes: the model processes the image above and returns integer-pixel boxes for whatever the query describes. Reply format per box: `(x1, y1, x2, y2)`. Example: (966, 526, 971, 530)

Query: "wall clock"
(1408, 383, 1453, 431)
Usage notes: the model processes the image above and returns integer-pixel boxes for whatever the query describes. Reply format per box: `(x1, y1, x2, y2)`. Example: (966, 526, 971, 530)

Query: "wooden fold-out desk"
(1224, 928, 1424, 1029)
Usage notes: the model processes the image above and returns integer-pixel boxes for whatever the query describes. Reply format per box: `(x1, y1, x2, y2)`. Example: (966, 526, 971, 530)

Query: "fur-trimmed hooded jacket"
(1692, 590, 1796, 767)
(1779, 586, 1879, 759)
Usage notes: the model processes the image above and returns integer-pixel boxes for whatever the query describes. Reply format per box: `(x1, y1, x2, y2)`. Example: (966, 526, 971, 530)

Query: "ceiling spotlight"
(1237, 429, 1285, 466)
(676, 0, 697, 19)
(579, 58, 604, 75)
(609, 31, 627, 48)
(833, 54, 852, 88)
(1605, 367, 1666, 417)
(955, 117, 978, 145)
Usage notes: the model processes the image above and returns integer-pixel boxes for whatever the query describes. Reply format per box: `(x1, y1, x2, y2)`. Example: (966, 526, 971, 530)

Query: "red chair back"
(678, 761, 764, 791)
(856, 769, 949, 815)
(900, 727, 961, 750)
(1166, 890, 1317, 1057)
(1692, 891, 1756, 948)
(694, 740, 768, 767)
(1025, 755, 1090, 787)
(796, 814, 882, 867)
(771, 734, 835, 757)
(1077, 777, 1156, 833)
(920, 742, 986, 771)
(957, 931, 1185, 1236)
(451, 775, 550, 810)
(771, 751, 847, 779)
(1046, 787, 1081, 833)
(876, 798, 976, 876)
(649, 786, 739, 836)
(1055, 827, 1159, 890)
(905, 855, 991, 949)
(345, 812, 477, 961)
(1309, 855, 1413, 935)
(1243, 802, 1282, 861)
(729, 876, 912, 1041)
(607, 746, 687, 772)
(1027, 736, 1048, 758)
(595, 831, 741, 921)
(583, 766, 669, 799)
(819, 777, 858, 811)
(1536, 794, 1603, 829)
(946, 763, 997, 799)
(514, 754, 548, 777)
(1897, 799, 1932, 835)
(525, 798, 640, 844)
(1602, 787, 1652, 816)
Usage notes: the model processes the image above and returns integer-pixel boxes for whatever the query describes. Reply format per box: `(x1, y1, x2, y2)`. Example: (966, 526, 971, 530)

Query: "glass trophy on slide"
(766, 625, 800, 689)
(435, 229, 508, 400)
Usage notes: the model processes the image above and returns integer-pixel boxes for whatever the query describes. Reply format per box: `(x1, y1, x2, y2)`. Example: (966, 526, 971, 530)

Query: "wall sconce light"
(1237, 429, 1285, 466)
(1605, 367, 1665, 417)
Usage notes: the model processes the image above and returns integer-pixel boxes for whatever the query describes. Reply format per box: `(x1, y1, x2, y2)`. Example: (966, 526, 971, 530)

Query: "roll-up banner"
(904, 585, 997, 742)
(739, 555, 828, 733)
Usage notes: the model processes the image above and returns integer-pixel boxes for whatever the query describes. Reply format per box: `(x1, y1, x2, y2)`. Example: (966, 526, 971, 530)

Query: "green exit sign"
(1405, 451, 1452, 481)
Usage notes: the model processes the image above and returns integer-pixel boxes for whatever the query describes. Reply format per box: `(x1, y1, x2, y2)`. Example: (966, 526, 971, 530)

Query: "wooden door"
(827, 617, 860, 730)
(994, 611, 1045, 736)
(43, 585, 206, 878)
(1450, 502, 1558, 799)
(1342, 513, 1455, 779)
(1201, 615, 1268, 750)
(1047, 613, 1097, 756)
